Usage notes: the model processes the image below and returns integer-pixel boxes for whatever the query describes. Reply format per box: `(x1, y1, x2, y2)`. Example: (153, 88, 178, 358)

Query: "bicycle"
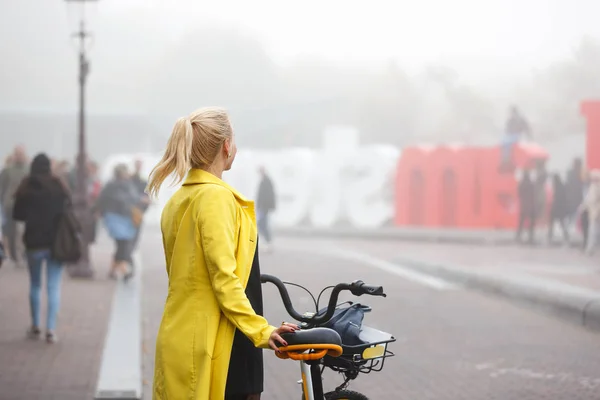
(261, 274, 396, 400)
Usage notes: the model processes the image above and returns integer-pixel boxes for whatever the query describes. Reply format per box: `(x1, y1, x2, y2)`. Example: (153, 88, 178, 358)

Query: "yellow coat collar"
(182, 169, 252, 205)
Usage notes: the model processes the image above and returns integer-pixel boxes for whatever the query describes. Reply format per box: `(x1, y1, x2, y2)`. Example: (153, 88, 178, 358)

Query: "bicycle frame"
(300, 360, 324, 400)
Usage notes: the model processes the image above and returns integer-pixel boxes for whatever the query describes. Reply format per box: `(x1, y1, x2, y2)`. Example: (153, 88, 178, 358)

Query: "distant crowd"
(517, 157, 600, 255)
(498, 106, 599, 255)
(0, 145, 150, 344)
(0, 146, 102, 269)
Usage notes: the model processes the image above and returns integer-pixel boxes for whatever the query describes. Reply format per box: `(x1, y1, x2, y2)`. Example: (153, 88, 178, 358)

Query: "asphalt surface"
(0, 241, 116, 400)
(140, 233, 600, 400)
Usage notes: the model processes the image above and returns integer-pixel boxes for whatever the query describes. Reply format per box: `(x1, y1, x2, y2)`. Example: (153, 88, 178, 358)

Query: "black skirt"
(225, 239, 264, 396)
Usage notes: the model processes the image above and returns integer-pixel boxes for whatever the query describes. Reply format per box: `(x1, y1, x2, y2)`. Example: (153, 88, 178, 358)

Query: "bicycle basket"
(323, 325, 396, 374)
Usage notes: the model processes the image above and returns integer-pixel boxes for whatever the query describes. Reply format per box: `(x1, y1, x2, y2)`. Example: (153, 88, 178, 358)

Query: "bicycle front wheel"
(325, 390, 369, 400)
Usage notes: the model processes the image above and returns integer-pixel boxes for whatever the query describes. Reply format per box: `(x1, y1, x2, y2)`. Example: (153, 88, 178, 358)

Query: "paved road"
(332, 238, 600, 291)
(0, 242, 116, 400)
(140, 233, 600, 400)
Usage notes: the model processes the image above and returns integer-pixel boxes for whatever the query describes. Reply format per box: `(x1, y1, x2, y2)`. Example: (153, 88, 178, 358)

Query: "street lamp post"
(65, 0, 97, 279)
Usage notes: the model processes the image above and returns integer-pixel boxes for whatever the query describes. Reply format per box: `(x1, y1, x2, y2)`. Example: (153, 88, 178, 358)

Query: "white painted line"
(95, 251, 143, 400)
(326, 247, 457, 290)
(279, 243, 456, 290)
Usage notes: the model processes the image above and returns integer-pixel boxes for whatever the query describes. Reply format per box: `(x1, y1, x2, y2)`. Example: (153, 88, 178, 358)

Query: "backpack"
(316, 302, 368, 346)
(52, 201, 83, 263)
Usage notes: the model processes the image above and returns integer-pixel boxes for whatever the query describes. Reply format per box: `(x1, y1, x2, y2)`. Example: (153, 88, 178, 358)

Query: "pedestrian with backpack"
(13, 153, 71, 344)
(94, 163, 141, 281)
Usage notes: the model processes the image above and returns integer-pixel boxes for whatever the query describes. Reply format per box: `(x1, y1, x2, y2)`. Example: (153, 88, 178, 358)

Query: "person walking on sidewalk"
(548, 173, 570, 245)
(1, 154, 14, 262)
(516, 170, 536, 244)
(95, 164, 141, 281)
(578, 169, 600, 255)
(0, 146, 29, 268)
(256, 166, 276, 252)
(146, 107, 298, 400)
(0, 239, 5, 268)
(579, 170, 591, 250)
(533, 159, 549, 227)
(566, 158, 585, 225)
(12, 153, 70, 344)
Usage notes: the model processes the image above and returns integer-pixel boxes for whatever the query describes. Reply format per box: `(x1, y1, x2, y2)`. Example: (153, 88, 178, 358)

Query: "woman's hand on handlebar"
(268, 322, 300, 351)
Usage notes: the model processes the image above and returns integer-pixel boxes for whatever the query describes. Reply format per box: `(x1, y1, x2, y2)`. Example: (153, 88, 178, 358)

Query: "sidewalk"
(276, 225, 584, 246)
(0, 242, 116, 400)
(339, 239, 600, 331)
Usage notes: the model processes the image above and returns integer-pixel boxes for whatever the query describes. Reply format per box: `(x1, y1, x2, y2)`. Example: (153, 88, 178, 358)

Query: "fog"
(1, 5, 599, 398)
(1, 0, 600, 161)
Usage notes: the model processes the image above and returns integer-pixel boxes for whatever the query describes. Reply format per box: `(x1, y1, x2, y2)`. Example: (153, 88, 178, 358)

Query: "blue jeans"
(501, 133, 520, 166)
(27, 249, 63, 331)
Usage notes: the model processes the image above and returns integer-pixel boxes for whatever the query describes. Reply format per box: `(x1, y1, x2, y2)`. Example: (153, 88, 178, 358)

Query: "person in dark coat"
(566, 158, 584, 224)
(516, 170, 536, 244)
(0, 240, 5, 268)
(533, 159, 548, 222)
(579, 171, 591, 250)
(256, 166, 276, 250)
(13, 153, 70, 344)
(548, 173, 570, 244)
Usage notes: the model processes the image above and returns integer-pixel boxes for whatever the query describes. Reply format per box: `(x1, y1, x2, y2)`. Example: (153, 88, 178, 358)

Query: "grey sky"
(1, 0, 600, 113)
(97, 0, 600, 70)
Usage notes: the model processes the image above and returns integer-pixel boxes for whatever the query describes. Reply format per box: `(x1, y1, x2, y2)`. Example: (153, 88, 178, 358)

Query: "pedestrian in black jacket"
(0, 240, 5, 268)
(13, 153, 70, 344)
(516, 170, 536, 244)
(256, 166, 276, 250)
(548, 173, 570, 244)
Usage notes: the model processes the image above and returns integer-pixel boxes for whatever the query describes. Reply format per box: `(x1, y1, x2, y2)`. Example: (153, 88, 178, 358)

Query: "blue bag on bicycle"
(316, 303, 367, 347)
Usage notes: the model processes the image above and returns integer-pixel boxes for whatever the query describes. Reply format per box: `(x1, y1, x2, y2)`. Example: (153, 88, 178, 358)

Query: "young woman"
(147, 107, 298, 400)
(95, 164, 141, 280)
(13, 153, 70, 343)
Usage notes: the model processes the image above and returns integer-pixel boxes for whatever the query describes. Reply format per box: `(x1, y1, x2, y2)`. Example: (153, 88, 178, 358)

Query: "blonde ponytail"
(147, 107, 234, 198)
(146, 117, 194, 198)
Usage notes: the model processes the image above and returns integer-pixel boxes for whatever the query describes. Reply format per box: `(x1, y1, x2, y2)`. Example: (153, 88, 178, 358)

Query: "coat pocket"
(204, 314, 225, 360)
(190, 314, 220, 398)
(192, 314, 211, 385)
(210, 315, 235, 360)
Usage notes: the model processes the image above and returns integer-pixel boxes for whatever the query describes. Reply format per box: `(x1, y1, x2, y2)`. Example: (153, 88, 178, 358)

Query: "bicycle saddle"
(279, 327, 342, 347)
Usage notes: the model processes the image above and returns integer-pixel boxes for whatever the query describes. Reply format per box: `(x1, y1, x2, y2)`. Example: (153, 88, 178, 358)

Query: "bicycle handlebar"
(260, 274, 386, 325)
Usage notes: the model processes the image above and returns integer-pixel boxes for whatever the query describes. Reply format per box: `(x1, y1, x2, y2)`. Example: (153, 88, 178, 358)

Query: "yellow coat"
(152, 169, 276, 400)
